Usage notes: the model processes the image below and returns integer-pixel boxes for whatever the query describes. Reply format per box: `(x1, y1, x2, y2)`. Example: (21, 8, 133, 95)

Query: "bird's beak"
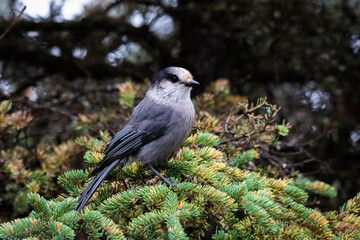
(184, 80, 199, 87)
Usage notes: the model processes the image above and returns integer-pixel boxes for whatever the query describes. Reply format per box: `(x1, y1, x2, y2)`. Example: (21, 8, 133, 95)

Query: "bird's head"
(149, 67, 199, 102)
(153, 67, 199, 87)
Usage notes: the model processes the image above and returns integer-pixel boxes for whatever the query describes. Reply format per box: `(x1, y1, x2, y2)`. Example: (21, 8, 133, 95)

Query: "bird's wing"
(77, 101, 173, 211)
(89, 105, 173, 177)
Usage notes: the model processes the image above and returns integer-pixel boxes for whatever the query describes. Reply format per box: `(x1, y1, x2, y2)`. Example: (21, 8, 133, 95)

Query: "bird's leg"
(147, 164, 176, 187)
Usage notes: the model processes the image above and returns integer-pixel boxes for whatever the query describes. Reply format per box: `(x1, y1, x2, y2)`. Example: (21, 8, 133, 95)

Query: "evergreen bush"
(1, 81, 359, 239)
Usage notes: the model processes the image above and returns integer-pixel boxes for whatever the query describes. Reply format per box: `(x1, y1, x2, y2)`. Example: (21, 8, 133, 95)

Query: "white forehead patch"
(169, 67, 193, 83)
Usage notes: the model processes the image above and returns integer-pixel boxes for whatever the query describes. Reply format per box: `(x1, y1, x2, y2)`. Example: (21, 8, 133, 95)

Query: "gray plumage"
(76, 67, 198, 211)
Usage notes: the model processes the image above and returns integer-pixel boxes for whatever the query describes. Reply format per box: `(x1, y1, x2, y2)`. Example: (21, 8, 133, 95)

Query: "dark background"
(1, 0, 359, 211)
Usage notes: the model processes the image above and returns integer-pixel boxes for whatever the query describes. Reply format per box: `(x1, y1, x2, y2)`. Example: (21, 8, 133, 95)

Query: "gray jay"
(76, 67, 199, 211)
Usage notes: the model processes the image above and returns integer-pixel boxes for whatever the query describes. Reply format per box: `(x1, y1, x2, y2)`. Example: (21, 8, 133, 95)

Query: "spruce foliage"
(1, 81, 359, 239)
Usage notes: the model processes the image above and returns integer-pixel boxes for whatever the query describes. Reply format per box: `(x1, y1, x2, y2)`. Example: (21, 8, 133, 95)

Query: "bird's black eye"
(168, 74, 179, 83)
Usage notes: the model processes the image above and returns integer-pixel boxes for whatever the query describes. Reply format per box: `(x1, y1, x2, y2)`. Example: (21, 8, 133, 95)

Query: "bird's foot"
(147, 164, 176, 187)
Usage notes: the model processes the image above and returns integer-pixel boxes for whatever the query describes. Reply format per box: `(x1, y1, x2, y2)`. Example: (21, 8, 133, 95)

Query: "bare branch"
(0, 6, 26, 40)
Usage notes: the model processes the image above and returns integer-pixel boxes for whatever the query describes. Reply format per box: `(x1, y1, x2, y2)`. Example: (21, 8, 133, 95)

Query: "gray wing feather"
(76, 99, 173, 211)
(90, 101, 173, 177)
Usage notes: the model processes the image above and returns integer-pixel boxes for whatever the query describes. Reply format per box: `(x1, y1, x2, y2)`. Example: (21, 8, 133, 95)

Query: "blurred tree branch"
(0, 16, 172, 80)
(0, 6, 26, 40)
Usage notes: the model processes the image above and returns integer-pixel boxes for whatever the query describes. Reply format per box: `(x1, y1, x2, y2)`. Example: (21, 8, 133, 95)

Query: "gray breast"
(136, 100, 195, 166)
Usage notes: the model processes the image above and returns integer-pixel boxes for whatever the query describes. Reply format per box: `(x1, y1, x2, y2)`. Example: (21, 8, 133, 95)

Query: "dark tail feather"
(76, 160, 119, 212)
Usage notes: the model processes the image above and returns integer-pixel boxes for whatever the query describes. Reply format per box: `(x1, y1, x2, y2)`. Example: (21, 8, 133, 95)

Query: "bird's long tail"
(76, 160, 119, 212)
